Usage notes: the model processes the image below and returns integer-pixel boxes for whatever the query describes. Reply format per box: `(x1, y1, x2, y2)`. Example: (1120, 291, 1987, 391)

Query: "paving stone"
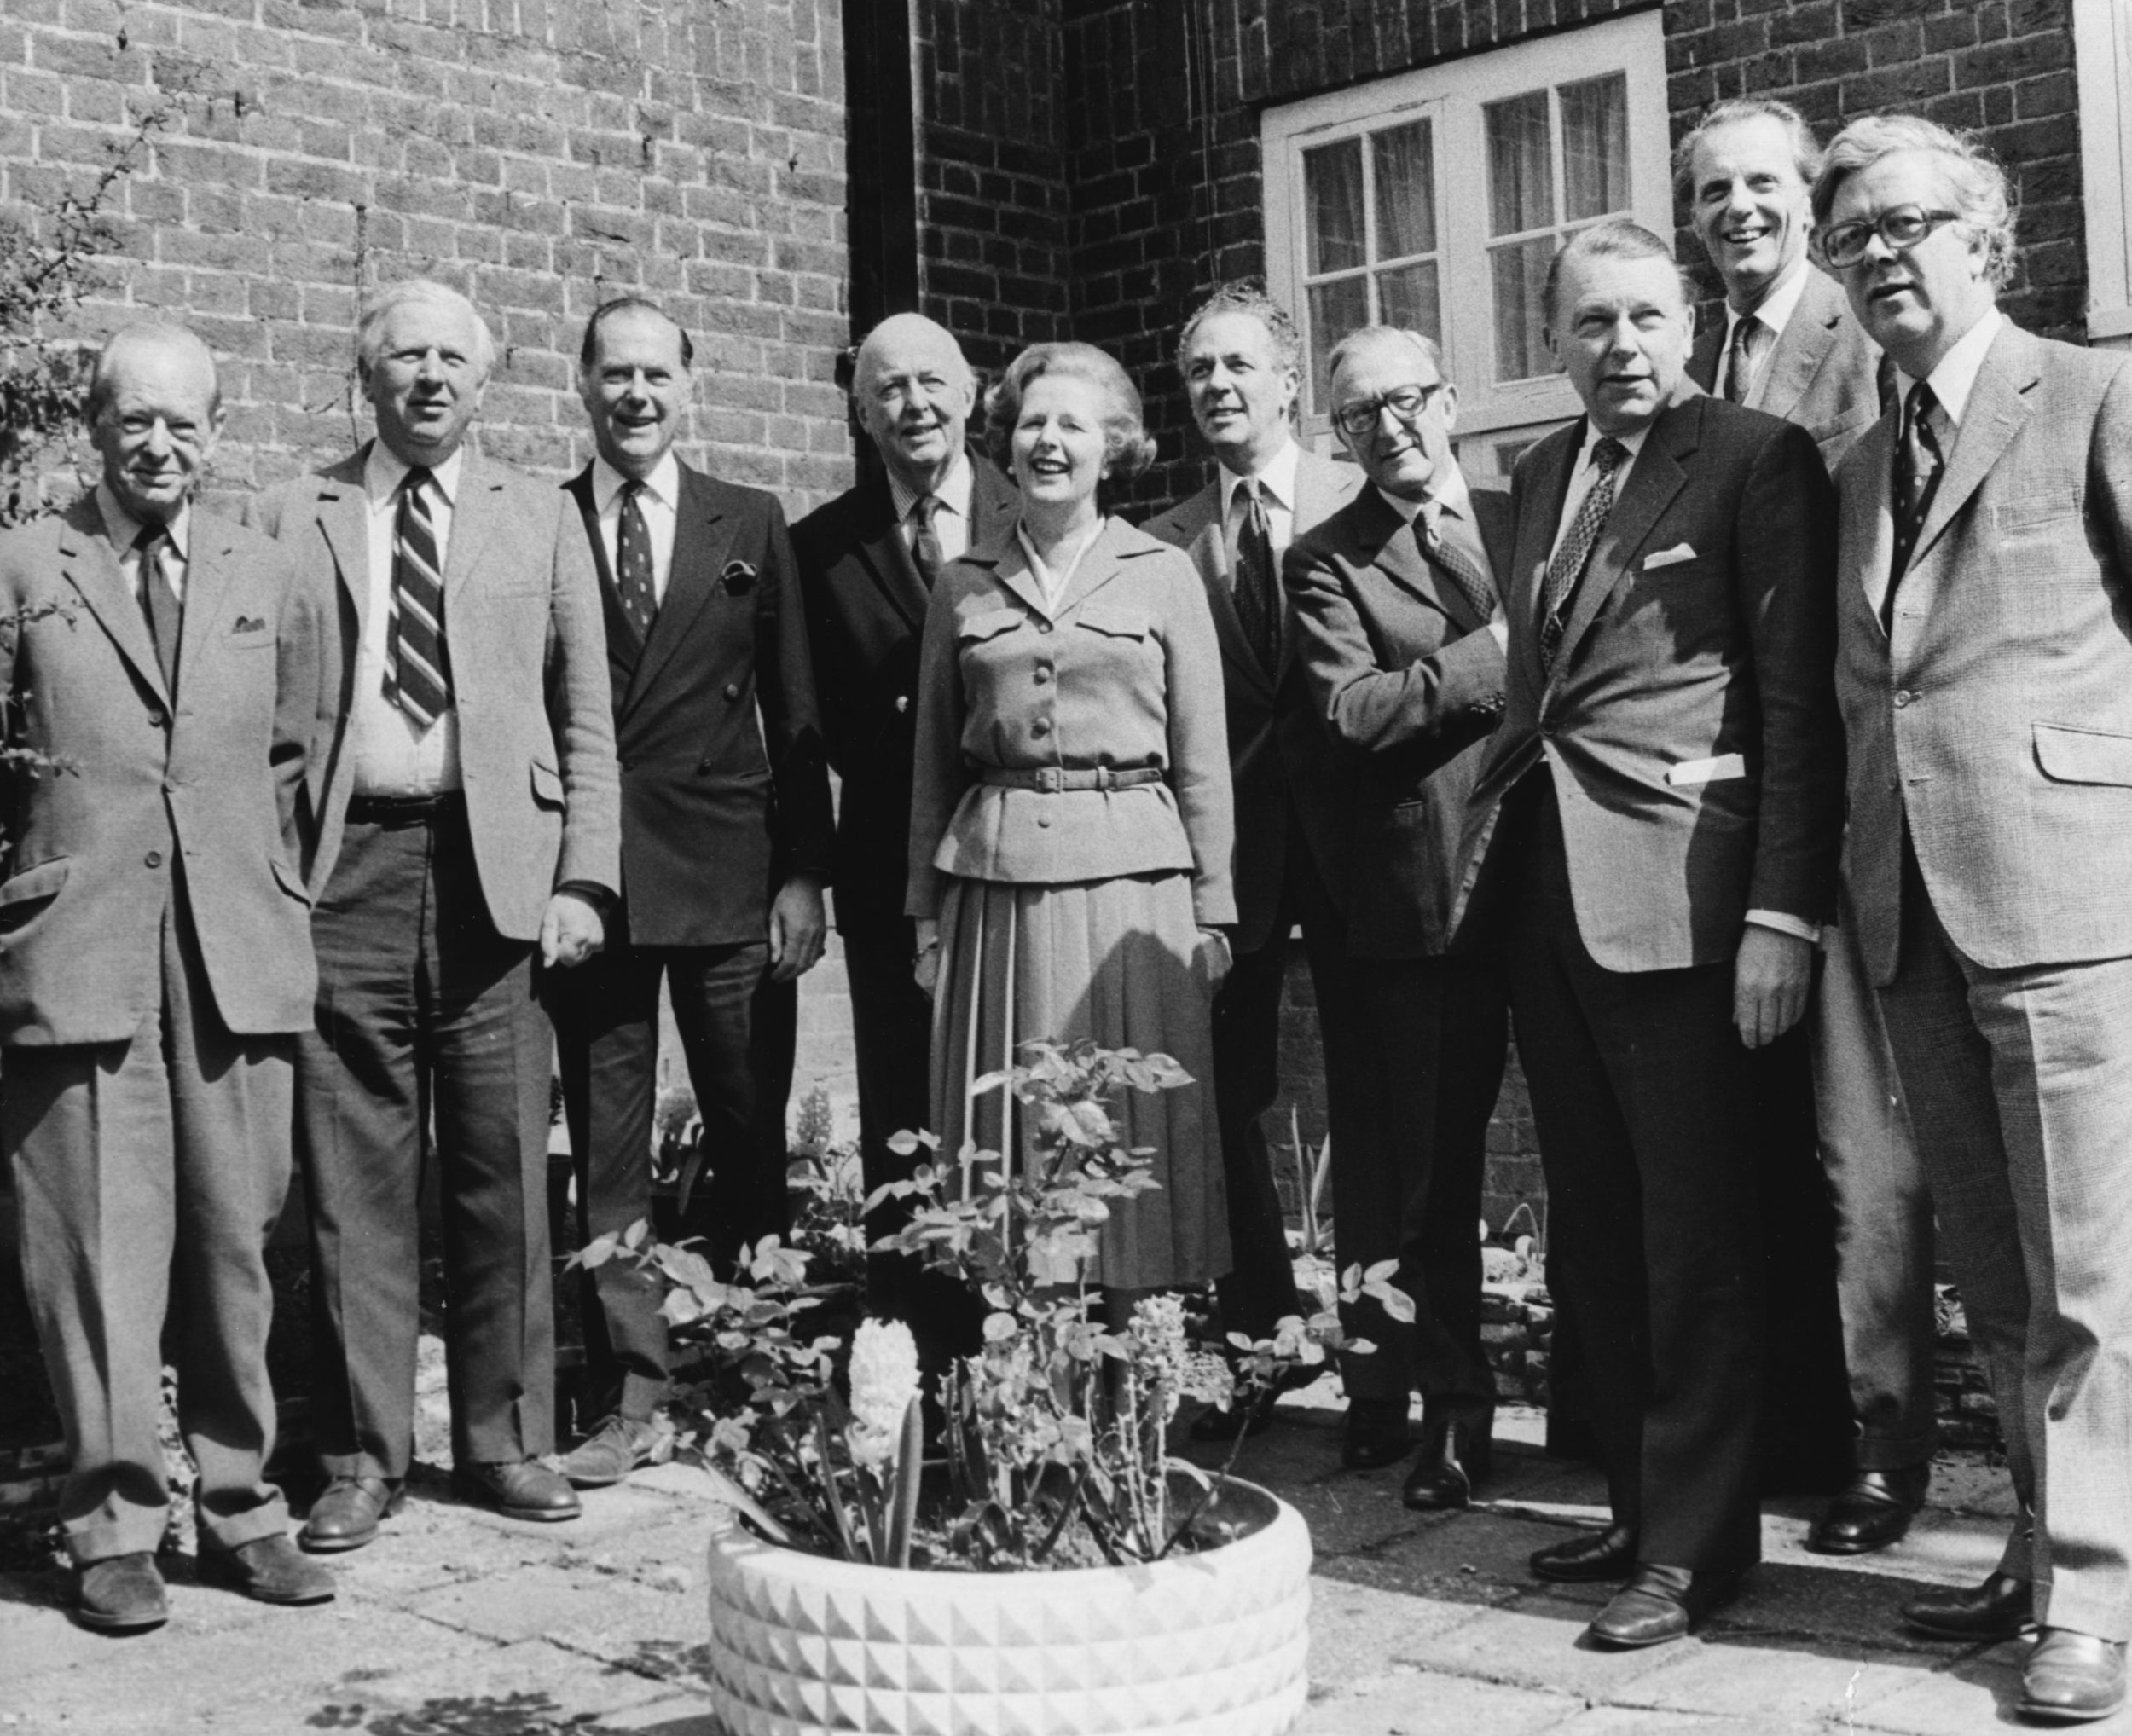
(1340, 1508, 1601, 1600)
(1307, 1573, 1521, 1687)
(1629, 1633, 1936, 1722)
(592, 1695, 721, 1733)
(1844, 1653, 2033, 1733)
(1388, 1594, 1686, 1698)
(0, 1591, 125, 1684)
(1546, 1708, 1816, 1733)
(1294, 1664, 1581, 1735)
(333, 1637, 675, 1727)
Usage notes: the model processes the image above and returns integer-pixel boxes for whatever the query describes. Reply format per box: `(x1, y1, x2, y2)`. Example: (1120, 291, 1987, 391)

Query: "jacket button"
(1034, 667, 1052, 685)
(895, 696, 910, 713)
(1035, 622, 1052, 634)
(1036, 813, 1052, 828)
(1031, 719, 1051, 738)
(726, 683, 741, 700)
(145, 850, 162, 869)
(1893, 689, 1915, 708)
(148, 711, 165, 727)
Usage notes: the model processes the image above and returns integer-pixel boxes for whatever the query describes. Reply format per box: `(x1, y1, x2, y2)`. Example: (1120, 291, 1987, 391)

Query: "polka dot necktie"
(1538, 437, 1629, 675)
(616, 478, 659, 641)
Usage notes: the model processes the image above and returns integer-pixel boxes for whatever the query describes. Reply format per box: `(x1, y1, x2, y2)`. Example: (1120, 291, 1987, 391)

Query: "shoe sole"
(2015, 1694, 2126, 1725)
(72, 1603, 168, 1634)
(454, 1480, 582, 1522)
(1532, 1560, 1635, 1584)
(1904, 1615, 2036, 1642)
(1585, 1621, 1693, 1650)
(298, 1489, 406, 1554)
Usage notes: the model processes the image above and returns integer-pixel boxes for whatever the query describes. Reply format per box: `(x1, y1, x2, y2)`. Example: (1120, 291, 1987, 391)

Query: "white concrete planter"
(704, 1478, 1312, 1735)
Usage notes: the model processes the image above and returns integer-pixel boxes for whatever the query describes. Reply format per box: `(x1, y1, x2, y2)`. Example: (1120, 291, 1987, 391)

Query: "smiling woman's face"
(1011, 373, 1110, 510)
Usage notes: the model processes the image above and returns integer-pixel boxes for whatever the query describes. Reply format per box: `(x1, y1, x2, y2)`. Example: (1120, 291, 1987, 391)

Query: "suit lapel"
(966, 528, 1052, 621)
(175, 517, 238, 697)
(1906, 324, 2036, 573)
(55, 497, 166, 703)
(1171, 481, 1271, 698)
(1551, 399, 1695, 677)
(1848, 409, 1900, 632)
(311, 451, 372, 645)
(967, 451, 1019, 546)
(442, 448, 507, 601)
(852, 477, 930, 632)
(1757, 292, 1839, 423)
(1688, 317, 1724, 396)
(624, 462, 733, 715)
(1353, 484, 1460, 623)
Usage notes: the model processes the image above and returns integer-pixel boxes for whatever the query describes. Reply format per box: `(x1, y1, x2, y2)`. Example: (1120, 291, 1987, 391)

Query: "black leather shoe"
(1531, 1522, 1639, 1583)
(1190, 1384, 1281, 1443)
(2021, 1629, 2128, 1723)
(1341, 1397, 1414, 1470)
(1806, 1463, 1930, 1556)
(73, 1553, 167, 1633)
(196, 1533, 336, 1606)
(453, 1459, 582, 1522)
(300, 1476, 405, 1554)
(1403, 1418, 1492, 1511)
(1903, 1571, 2036, 1641)
(1586, 1563, 1743, 1649)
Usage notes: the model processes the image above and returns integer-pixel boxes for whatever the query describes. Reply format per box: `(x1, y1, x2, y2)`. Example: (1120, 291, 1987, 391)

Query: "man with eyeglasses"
(1678, 95, 1934, 1559)
(1144, 283, 1365, 1453)
(1283, 327, 1511, 1510)
(1816, 113, 2132, 1722)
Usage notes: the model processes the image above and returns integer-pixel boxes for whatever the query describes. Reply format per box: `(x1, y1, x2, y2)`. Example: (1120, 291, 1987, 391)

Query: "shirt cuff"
(1745, 908, 1821, 944)
(555, 880, 614, 917)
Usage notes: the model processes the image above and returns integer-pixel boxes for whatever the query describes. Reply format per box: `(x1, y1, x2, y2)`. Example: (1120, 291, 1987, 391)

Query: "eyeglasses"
(1816, 205, 1962, 269)
(1331, 381, 1445, 439)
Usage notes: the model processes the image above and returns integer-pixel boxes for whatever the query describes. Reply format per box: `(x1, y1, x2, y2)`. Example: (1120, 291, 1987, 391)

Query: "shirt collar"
(1900, 306, 2004, 428)
(1574, 418, 1652, 477)
(365, 439, 465, 508)
(887, 448, 974, 525)
(1725, 255, 1812, 343)
(1220, 436, 1301, 518)
(96, 480, 188, 560)
(592, 449, 681, 515)
(1375, 459, 1473, 526)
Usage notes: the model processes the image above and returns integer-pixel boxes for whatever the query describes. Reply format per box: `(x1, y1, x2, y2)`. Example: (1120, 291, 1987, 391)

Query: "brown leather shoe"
(1903, 1571, 2036, 1641)
(1806, 1463, 1930, 1556)
(1531, 1522, 1639, 1583)
(453, 1459, 582, 1522)
(1586, 1563, 1743, 1649)
(300, 1475, 405, 1554)
(2021, 1629, 2128, 1723)
(196, 1533, 336, 1606)
(73, 1553, 167, 1633)
(1341, 1397, 1414, 1470)
(561, 1415, 661, 1489)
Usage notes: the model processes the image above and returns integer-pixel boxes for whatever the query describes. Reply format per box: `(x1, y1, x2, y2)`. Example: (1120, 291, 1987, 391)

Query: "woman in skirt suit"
(907, 341, 1237, 1302)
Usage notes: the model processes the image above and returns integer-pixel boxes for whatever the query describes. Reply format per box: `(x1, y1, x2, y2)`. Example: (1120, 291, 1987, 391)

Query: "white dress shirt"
(1719, 256, 1814, 402)
(588, 449, 681, 604)
(1219, 436, 1301, 567)
(351, 442, 464, 796)
(96, 483, 188, 605)
(1896, 304, 2004, 442)
(1379, 461, 1487, 568)
(888, 449, 975, 569)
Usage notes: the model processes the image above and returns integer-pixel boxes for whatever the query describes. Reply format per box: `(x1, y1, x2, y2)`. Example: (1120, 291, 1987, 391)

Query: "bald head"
(88, 323, 224, 526)
(852, 314, 976, 495)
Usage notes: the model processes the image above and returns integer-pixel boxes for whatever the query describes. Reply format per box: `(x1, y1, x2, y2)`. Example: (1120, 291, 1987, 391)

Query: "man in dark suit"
(1818, 113, 2132, 1721)
(0, 324, 334, 1629)
(250, 279, 622, 1548)
(1455, 222, 1842, 1647)
(1144, 284, 1368, 1450)
(1680, 95, 1934, 1550)
(791, 314, 1014, 1344)
(553, 298, 833, 1485)
(1283, 327, 1511, 1510)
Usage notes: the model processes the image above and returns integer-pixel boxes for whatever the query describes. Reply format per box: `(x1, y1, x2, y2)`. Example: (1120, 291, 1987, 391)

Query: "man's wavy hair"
(1810, 113, 2018, 290)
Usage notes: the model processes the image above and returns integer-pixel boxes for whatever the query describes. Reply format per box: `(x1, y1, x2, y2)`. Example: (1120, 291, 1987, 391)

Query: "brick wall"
(0, 0, 855, 510)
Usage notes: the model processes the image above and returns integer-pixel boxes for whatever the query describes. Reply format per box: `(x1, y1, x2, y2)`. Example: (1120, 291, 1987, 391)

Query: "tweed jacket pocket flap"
(530, 756, 565, 807)
(958, 608, 1023, 643)
(0, 855, 69, 911)
(1078, 604, 1149, 639)
(2035, 722, 2132, 787)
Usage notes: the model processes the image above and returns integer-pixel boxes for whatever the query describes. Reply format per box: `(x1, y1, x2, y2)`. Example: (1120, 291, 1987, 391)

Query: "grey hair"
(85, 322, 223, 423)
(355, 279, 498, 379)
(1324, 325, 1444, 395)
(1543, 221, 1695, 331)
(982, 341, 1157, 481)
(1810, 113, 2018, 289)
(1174, 279, 1304, 381)
(1671, 97, 1823, 208)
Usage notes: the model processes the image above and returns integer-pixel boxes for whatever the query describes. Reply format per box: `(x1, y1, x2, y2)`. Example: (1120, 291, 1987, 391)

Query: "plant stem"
(886, 1397, 924, 1570)
(811, 1411, 863, 1563)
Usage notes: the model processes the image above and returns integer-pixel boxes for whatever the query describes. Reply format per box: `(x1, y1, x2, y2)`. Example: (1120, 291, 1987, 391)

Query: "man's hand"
(768, 875, 827, 983)
(1197, 927, 1233, 992)
(1733, 925, 1814, 1048)
(541, 890, 605, 969)
(913, 919, 941, 998)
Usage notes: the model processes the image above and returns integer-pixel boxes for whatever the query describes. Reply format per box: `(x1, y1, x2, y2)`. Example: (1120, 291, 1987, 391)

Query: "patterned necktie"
(910, 493, 944, 589)
(385, 466, 449, 728)
(1538, 437, 1629, 674)
(1886, 382, 1944, 622)
(133, 524, 182, 693)
(1231, 478, 1279, 673)
(1724, 314, 1765, 405)
(1417, 505, 1498, 622)
(615, 478, 659, 641)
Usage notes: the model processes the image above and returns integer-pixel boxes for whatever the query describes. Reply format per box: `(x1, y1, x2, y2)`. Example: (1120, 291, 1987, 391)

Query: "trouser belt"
(977, 765, 1166, 793)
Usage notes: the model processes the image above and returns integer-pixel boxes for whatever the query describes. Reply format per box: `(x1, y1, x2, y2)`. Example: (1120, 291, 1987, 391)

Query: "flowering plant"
(576, 1039, 1409, 1571)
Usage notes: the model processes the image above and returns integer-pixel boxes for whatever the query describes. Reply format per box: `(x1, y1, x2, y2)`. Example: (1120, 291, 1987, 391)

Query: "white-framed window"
(1261, 12, 1671, 481)
(2075, 0, 2132, 350)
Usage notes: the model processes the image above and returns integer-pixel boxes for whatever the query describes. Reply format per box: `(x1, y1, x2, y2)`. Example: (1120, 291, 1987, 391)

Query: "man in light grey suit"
(1817, 114, 2132, 1721)
(1679, 95, 1934, 1553)
(250, 280, 622, 1551)
(1144, 283, 1368, 1452)
(0, 325, 335, 1629)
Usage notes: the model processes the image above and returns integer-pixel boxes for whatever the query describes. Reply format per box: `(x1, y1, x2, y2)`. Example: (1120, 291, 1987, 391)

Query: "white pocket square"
(1642, 543, 1698, 570)
(1666, 753, 1747, 788)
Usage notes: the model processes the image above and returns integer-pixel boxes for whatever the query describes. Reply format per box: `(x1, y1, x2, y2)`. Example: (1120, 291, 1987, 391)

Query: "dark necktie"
(133, 524, 182, 694)
(1417, 505, 1498, 623)
(1724, 315, 1764, 405)
(910, 493, 945, 589)
(1539, 437, 1629, 674)
(1231, 478, 1278, 674)
(385, 466, 449, 727)
(615, 478, 659, 641)
(1886, 381, 1944, 624)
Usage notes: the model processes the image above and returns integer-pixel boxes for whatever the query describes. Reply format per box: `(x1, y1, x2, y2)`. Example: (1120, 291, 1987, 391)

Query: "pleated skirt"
(929, 871, 1231, 1290)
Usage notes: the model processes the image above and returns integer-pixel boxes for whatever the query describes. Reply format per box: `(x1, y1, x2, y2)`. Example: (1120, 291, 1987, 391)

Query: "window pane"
(1485, 90, 1552, 237)
(1307, 275, 1371, 404)
(1561, 73, 1629, 221)
(1375, 263, 1440, 345)
(1491, 240, 1554, 382)
(1304, 138, 1366, 275)
(1371, 119, 1435, 259)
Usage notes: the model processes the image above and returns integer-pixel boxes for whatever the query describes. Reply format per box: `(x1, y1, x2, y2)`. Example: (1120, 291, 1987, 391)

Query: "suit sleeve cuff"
(1745, 908, 1822, 944)
(556, 880, 615, 917)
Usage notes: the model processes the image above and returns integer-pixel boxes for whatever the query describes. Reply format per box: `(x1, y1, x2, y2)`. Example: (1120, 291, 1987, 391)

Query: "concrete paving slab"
(323, 1636, 676, 1729)
(1544, 1707, 1820, 1733)
(1388, 1593, 1687, 1698)
(1627, 1633, 1936, 1722)
(1842, 1652, 2032, 1733)
(593, 1695, 722, 1733)
(1293, 1664, 1581, 1735)
(1306, 1574, 1511, 1687)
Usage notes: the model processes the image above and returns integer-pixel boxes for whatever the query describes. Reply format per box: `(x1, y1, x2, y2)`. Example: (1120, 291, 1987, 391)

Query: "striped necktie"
(385, 466, 449, 727)
(910, 493, 945, 589)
